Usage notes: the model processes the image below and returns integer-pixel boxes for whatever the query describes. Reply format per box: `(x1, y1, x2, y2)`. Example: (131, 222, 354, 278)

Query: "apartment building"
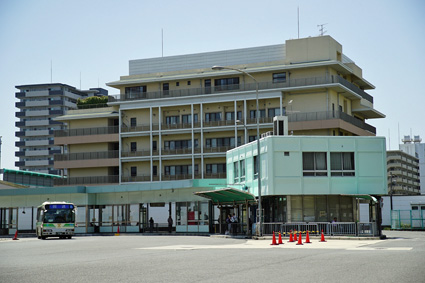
(400, 135, 425, 194)
(100, 35, 382, 184)
(387, 150, 420, 195)
(15, 84, 108, 175)
(53, 107, 119, 185)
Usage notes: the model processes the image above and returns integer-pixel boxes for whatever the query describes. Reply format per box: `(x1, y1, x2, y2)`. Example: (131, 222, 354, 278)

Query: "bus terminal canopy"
(194, 188, 257, 205)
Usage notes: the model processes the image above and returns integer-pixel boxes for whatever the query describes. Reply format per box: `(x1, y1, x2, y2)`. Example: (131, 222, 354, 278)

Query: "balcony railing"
(109, 75, 373, 104)
(54, 126, 119, 137)
(288, 110, 376, 134)
(54, 150, 119, 161)
(121, 147, 227, 158)
(54, 175, 119, 186)
(121, 110, 374, 134)
(121, 172, 224, 183)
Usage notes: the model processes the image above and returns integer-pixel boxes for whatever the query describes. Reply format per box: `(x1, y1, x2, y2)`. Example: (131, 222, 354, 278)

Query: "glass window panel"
(291, 196, 303, 222)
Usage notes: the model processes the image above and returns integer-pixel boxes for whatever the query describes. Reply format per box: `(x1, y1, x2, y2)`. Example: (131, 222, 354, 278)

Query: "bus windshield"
(44, 209, 75, 224)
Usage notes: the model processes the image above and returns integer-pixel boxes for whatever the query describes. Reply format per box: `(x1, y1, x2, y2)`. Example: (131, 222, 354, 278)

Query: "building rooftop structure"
(15, 83, 108, 178)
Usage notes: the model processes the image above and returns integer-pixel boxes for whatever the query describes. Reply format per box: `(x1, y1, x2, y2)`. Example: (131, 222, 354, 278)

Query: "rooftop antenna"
(317, 23, 327, 36)
(297, 6, 300, 39)
(398, 123, 400, 145)
(0, 136, 2, 171)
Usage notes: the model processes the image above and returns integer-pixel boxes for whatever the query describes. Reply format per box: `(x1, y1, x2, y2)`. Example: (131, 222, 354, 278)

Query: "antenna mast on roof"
(317, 23, 327, 36)
(297, 6, 300, 39)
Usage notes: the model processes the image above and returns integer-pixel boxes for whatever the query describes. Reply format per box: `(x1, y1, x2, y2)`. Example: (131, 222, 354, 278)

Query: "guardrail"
(109, 75, 374, 104)
(262, 222, 378, 236)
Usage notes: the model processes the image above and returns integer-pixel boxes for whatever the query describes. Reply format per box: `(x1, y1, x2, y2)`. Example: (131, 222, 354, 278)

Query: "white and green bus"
(36, 202, 76, 239)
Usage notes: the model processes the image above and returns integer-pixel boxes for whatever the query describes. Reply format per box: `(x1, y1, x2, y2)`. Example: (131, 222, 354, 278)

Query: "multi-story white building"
(53, 35, 384, 186)
(15, 83, 107, 175)
(400, 135, 425, 194)
(387, 150, 420, 195)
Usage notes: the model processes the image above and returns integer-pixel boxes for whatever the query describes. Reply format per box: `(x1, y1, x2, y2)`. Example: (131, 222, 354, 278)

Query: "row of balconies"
(54, 146, 235, 162)
(15, 119, 62, 128)
(53, 110, 376, 138)
(15, 139, 54, 147)
(15, 109, 64, 118)
(53, 172, 227, 186)
(15, 90, 65, 99)
(15, 149, 61, 157)
(16, 130, 54, 137)
(108, 75, 374, 104)
(15, 100, 72, 108)
(387, 163, 420, 173)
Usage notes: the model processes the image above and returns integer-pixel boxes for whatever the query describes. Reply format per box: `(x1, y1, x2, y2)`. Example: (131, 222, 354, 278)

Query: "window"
(130, 166, 137, 177)
(225, 111, 242, 121)
(240, 160, 245, 181)
(234, 161, 239, 182)
(249, 136, 257, 142)
(166, 116, 179, 124)
(249, 109, 266, 119)
(205, 137, 241, 148)
(130, 118, 137, 127)
(152, 141, 157, 151)
(331, 152, 355, 176)
(164, 165, 198, 176)
(268, 107, 284, 117)
(164, 139, 197, 150)
(176, 82, 180, 87)
(214, 77, 239, 91)
(163, 83, 169, 95)
(206, 163, 226, 174)
(205, 112, 222, 122)
(302, 152, 327, 176)
(273, 72, 286, 83)
(130, 142, 137, 152)
(153, 166, 157, 176)
(125, 86, 146, 98)
(187, 81, 191, 85)
(253, 156, 258, 179)
(182, 114, 198, 124)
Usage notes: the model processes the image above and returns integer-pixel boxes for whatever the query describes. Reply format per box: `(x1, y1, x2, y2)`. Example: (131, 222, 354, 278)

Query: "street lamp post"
(212, 66, 262, 236)
(390, 174, 395, 211)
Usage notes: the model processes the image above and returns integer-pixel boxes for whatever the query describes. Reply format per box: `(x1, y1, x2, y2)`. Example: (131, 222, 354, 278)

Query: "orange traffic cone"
(12, 230, 19, 240)
(270, 231, 278, 245)
(320, 229, 326, 242)
(305, 230, 312, 244)
(115, 226, 120, 236)
(296, 232, 303, 245)
(288, 230, 294, 242)
(278, 232, 283, 245)
(294, 231, 298, 241)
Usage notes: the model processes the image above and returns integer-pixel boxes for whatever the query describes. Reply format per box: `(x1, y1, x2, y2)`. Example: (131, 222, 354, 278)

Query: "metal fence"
(262, 222, 377, 236)
(391, 210, 425, 230)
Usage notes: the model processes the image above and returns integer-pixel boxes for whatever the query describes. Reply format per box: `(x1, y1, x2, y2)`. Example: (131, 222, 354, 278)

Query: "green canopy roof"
(194, 188, 257, 205)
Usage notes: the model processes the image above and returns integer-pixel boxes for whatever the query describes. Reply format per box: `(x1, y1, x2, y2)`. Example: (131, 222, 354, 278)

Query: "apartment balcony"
(54, 126, 119, 145)
(121, 146, 230, 159)
(16, 130, 54, 137)
(55, 126, 119, 137)
(54, 175, 119, 186)
(122, 173, 203, 183)
(121, 110, 375, 136)
(54, 150, 119, 169)
(109, 75, 374, 104)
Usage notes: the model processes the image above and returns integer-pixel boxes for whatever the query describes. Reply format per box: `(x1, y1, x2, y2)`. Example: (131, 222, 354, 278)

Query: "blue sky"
(0, 0, 424, 170)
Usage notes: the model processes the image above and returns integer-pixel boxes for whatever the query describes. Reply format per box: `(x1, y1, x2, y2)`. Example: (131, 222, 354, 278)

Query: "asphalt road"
(1, 231, 424, 283)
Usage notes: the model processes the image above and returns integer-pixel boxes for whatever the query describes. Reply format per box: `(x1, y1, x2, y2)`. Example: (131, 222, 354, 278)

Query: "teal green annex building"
(0, 135, 387, 236)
